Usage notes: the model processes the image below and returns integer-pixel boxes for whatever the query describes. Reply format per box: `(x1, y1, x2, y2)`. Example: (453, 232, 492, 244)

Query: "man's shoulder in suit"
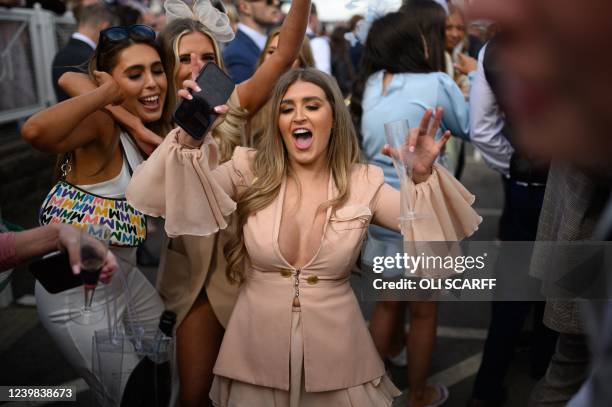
(222, 28, 262, 83)
(52, 36, 95, 101)
(53, 37, 95, 68)
(223, 29, 259, 58)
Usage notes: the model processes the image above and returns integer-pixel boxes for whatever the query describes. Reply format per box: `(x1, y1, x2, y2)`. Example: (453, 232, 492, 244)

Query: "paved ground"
(0, 146, 541, 406)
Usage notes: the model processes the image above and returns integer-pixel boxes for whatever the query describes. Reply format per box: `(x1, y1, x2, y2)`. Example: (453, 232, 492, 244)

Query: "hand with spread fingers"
(382, 108, 451, 183)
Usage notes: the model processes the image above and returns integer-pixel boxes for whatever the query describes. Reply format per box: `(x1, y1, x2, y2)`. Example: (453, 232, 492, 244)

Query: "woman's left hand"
(382, 108, 451, 183)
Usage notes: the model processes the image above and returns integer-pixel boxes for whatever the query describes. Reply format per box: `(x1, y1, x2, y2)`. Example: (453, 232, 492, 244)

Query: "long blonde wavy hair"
(225, 68, 363, 283)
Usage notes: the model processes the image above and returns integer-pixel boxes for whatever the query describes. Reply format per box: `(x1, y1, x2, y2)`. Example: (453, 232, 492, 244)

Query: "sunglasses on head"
(98, 24, 156, 49)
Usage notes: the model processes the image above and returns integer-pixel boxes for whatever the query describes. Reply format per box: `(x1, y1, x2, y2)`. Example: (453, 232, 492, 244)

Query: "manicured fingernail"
(195, 87, 202, 92)
(409, 146, 415, 153)
(187, 94, 193, 100)
(214, 106, 224, 113)
(72, 265, 80, 275)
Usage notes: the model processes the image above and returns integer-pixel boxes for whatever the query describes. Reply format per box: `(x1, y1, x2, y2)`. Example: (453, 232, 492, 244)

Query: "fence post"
(30, 3, 59, 107)
(0, 5, 61, 124)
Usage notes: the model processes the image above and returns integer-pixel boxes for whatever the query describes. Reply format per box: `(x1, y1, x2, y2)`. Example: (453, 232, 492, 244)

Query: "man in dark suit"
(223, 0, 281, 83)
(51, 3, 116, 102)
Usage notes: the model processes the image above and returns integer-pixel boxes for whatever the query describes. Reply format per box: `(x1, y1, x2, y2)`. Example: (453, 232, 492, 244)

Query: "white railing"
(0, 4, 76, 124)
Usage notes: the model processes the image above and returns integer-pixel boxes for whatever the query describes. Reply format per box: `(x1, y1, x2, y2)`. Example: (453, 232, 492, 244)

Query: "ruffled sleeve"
(126, 130, 252, 238)
(372, 164, 482, 242)
(407, 164, 481, 241)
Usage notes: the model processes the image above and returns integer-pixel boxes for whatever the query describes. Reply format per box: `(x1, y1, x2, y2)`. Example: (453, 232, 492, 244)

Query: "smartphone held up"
(173, 62, 235, 140)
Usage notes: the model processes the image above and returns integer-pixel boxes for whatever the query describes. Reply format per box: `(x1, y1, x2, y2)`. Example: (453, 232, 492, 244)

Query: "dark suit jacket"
(52, 37, 95, 102)
(222, 28, 261, 84)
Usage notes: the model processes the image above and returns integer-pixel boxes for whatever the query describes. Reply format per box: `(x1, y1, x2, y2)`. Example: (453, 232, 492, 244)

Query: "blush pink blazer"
(127, 136, 481, 392)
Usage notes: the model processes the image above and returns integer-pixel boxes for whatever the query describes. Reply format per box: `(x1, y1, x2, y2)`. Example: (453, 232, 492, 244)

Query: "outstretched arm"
(237, 0, 311, 115)
(59, 72, 162, 155)
(1, 225, 118, 281)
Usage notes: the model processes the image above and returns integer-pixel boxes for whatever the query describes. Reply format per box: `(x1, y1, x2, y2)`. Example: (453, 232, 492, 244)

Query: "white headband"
(164, 0, 235, 43)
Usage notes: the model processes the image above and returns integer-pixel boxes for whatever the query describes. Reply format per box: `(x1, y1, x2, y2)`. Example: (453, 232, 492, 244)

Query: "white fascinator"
(164, 0, 235, 43)
(344, 0, 401, 46)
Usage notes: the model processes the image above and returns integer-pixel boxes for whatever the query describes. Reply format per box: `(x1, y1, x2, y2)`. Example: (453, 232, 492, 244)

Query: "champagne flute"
(72, 224, 111, 325)
(384, 119, 427, 225)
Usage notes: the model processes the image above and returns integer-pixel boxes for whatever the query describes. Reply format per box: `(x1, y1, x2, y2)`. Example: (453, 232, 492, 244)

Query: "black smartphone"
(173, 62, 235, 140)
(29, 251, 82, 294)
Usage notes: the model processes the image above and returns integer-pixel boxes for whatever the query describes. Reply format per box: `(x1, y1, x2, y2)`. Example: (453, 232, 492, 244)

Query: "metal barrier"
(0, 5, 76, 124)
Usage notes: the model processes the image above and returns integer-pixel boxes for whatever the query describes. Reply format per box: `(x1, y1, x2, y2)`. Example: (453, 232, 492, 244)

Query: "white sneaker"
(388, 347, 407, 367)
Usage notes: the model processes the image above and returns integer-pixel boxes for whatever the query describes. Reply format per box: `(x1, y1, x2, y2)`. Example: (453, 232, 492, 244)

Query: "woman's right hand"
(93, 70, 124, 105)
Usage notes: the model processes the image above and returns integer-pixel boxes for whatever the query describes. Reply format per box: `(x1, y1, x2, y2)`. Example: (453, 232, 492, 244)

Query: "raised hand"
(177, 52, 205, 101)
(176, 53, 229, 146)
(177, 53, 224, 110)
(93, 70, 161, 154)
(382, 108, 450, 183)
(93, 70, 124, 105)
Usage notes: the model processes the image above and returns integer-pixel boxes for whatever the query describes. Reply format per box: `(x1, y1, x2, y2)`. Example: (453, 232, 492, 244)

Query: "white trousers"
(35, 252, 164, 406)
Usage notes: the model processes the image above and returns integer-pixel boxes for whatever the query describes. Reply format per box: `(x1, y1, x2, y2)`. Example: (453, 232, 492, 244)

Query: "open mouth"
(139, 95, 161, 111)
(292, 128, 313, 150)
